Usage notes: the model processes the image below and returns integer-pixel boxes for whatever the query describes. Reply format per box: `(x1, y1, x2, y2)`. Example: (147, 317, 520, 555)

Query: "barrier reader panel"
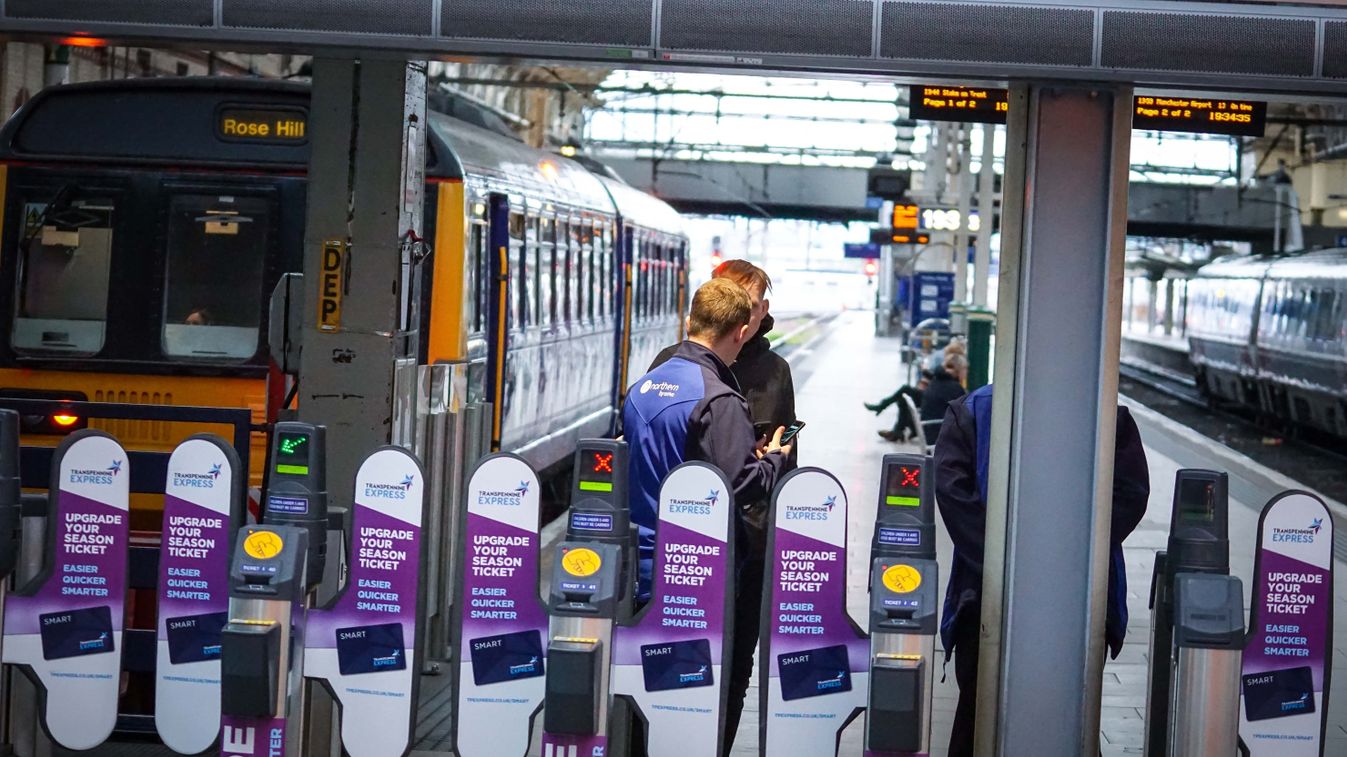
(305, 446, 426, 757)
(156, 435, 246, 754)
(865, 453, 938, 757)
(761, 468, 868, 757)
(1239, 490, 1335, 757)
(452, 453, 546, 757)
(542, 439, 633, 757)
(611, 462, 736, 757)
(1, 430, 128, 750)
(220, 524, 309, 757)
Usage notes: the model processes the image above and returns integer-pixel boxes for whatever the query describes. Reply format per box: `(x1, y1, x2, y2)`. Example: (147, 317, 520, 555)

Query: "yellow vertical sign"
(319, 240, 345, 332)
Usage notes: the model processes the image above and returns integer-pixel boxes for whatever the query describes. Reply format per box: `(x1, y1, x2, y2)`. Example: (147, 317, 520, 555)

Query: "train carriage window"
(526, 220, 540, 329)
(540, 240, 555, 329)
(162, 195, 270, 360)
(12, 194, 115, 355)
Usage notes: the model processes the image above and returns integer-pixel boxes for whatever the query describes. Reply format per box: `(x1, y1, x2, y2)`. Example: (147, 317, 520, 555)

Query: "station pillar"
(297, 58, 428, 496)
(295, 57, 428, 757)
(974, 84, 1132, 757)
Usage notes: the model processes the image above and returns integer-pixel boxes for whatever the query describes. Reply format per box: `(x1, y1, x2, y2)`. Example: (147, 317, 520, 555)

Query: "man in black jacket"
(647, 260, 796, 754)
(933, 384, 1150, 757)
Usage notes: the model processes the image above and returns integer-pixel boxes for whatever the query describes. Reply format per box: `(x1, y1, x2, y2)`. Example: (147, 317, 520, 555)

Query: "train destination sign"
(1133, 96, 1266, 137)
(908, 85, 1008, 125)
(910, 84, 1267, 137)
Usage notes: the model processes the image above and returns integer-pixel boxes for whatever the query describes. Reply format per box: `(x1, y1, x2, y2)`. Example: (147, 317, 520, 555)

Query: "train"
(1124, 249, 1347, 441)
(0, 76, 688, 525)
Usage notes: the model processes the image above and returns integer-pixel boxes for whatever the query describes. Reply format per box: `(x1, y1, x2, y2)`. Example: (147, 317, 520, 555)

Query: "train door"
(613, 221, 634, 410)
(485, 193, 511, 451)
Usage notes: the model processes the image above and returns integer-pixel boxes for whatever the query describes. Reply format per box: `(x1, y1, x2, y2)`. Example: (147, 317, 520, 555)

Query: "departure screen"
(1177, 478, 1216, 523)
(885, 465, 922, 507)
(275, 431, 310, 476)
(577, 450, 615, 493)
(1133, 96, 1266, 138)
(216, 107, 308, 143)
(909, 85, 1008, 125)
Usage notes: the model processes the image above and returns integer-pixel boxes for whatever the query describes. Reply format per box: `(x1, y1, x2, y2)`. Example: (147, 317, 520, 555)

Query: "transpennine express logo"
(70, 460, 122, 485)
(79, 632, 110, 652)
(669, 489, 719, 515)
(784, 494, 837, 522)
(816, 670, 847, 692)
(1272, 518, 1322, 544)
(172, 463, 222, 489)
(1281, 691, 1311, 713)
(508, 655, 541, 676)
(478, 481, 529, 507)
(364, 474, 414, 501)
(372, 649, 403, 668)
(678, 664, 710, 684)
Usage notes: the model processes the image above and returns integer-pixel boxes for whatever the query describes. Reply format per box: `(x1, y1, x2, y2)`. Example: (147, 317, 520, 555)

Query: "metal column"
(298, 58, 428, 496)
(975, 84, 1132, 757)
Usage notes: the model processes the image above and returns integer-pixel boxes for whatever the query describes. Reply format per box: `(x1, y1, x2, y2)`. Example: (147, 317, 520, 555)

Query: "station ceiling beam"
(6, 1, 1347, 95)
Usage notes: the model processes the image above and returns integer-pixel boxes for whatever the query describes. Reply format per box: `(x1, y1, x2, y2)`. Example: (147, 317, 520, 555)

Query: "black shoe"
(864, 401, 884, 414)
(878, 430, 900, 442)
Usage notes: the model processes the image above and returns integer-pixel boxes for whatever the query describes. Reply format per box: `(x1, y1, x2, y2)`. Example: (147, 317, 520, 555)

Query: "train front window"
(161, 195, 270, 361)
(12, 196, 115, 355)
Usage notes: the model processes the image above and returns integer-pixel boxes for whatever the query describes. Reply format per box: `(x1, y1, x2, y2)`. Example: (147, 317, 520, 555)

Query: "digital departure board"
(909, 85, 1008, 125)
(578, 449, 615, 493)
(216, 106, 308, 143)
(1133, 96, 1266, 137)
(275, 431, 311, 475)
(885, 465, 922, 507)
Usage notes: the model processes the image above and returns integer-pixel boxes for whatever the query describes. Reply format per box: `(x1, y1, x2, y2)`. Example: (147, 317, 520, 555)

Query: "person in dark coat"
(648, 260, 794, 755)
(933, 383, 1150, 757)
(866, 370, 931, 442)
(889, 352, 966, 445)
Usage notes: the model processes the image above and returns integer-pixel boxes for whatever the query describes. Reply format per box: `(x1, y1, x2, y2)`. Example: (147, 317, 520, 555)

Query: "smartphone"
(780, 421, 806, 445)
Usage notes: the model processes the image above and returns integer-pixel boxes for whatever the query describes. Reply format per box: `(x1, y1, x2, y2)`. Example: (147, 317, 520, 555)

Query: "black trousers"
(722, 553, 765, 755)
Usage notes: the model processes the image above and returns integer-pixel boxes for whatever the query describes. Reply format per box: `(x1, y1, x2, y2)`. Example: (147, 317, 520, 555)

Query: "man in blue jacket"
(933, 383, 1150, 757)
(624, 277, 794, 600)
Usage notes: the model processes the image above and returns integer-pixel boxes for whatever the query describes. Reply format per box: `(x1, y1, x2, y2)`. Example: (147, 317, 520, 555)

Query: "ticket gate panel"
(1, 430, 129, 751)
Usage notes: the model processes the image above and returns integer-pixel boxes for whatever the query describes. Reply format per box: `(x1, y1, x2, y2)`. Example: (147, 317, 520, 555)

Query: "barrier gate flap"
(305, 446, 426, 757)
(1239, 490, 1335, 757)
(156, 435, 244, 755)
(612, 462, 735, 757)
(1, 431, 129, 750)
(761, 468, 868, 757)
(453, 453, 547, 757)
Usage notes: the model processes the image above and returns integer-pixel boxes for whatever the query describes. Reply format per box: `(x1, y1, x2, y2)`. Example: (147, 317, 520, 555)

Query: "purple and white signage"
(453, 454, 546, 757)
(1239, 490, 1335, 757)
(760, 468, 868, 757)
(1, 431, 129, 750)
(612, 462, 735, 757)
(305, 447, 425, 757)
(156, 436, 244, 754)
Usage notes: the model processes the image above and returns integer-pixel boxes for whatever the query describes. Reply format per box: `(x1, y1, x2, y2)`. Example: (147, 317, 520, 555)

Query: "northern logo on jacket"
(640, 379, 680, 398)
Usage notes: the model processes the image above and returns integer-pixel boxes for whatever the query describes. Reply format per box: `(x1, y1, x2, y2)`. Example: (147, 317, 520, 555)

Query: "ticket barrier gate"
(1143, 469, 1244, 757)
(541, 439, 637, 757)
(0, 411, 20, 586)
(220, 422, 330, 757)
(864, 453, 938, 756)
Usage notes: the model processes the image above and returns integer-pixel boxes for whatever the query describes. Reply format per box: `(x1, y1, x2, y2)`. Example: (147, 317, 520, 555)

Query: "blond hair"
(713, 259, 772, 298)
(688, 278, 752, 340)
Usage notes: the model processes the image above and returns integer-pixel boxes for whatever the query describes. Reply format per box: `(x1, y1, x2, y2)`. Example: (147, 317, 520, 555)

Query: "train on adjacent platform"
(0, 76, 688, 529)
(1124, 249, 1347, 441)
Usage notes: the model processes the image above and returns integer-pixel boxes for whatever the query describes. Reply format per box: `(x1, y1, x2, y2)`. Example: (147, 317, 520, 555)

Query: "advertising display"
(612, 462, 735, 757)
(760, 468, 868, 756)
(453, 454, 547, 757)
(156, 436, 245, 754)
(305, 447, 426, 757)
(1239, 491, 1335, 757)
(1, 431, 129, 750)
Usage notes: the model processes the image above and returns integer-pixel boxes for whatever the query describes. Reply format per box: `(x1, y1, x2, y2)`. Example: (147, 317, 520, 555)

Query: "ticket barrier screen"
(542, 439, 635, 757)
(1144, 469, 1244, 757)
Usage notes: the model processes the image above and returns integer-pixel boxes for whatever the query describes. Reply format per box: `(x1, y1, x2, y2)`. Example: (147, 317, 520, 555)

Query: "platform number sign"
(318, 240, 346, 332)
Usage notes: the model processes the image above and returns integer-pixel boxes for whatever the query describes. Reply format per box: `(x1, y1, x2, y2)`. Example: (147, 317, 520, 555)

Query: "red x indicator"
(900, 467, 920, 488)
(593, 453, 614, 474)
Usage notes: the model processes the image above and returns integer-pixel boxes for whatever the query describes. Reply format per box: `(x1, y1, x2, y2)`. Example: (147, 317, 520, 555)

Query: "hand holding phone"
(780, 421, 805, 445)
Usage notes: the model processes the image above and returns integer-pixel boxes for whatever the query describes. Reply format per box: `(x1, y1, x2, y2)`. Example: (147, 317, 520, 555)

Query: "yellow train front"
(0, 76, 687, 734)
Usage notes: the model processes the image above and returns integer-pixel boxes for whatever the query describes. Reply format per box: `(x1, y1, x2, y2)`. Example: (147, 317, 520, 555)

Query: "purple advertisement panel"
(220, 718, 286, 757)
(305, 448, 425, 757)
(0, 431, 128, 751)
(761, 468, 868, 757)
(156, 436, 242, 755)
(454, 454, 547, 757)
(612, 463, 734, 757)
(1240, 491, 1335, 757)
